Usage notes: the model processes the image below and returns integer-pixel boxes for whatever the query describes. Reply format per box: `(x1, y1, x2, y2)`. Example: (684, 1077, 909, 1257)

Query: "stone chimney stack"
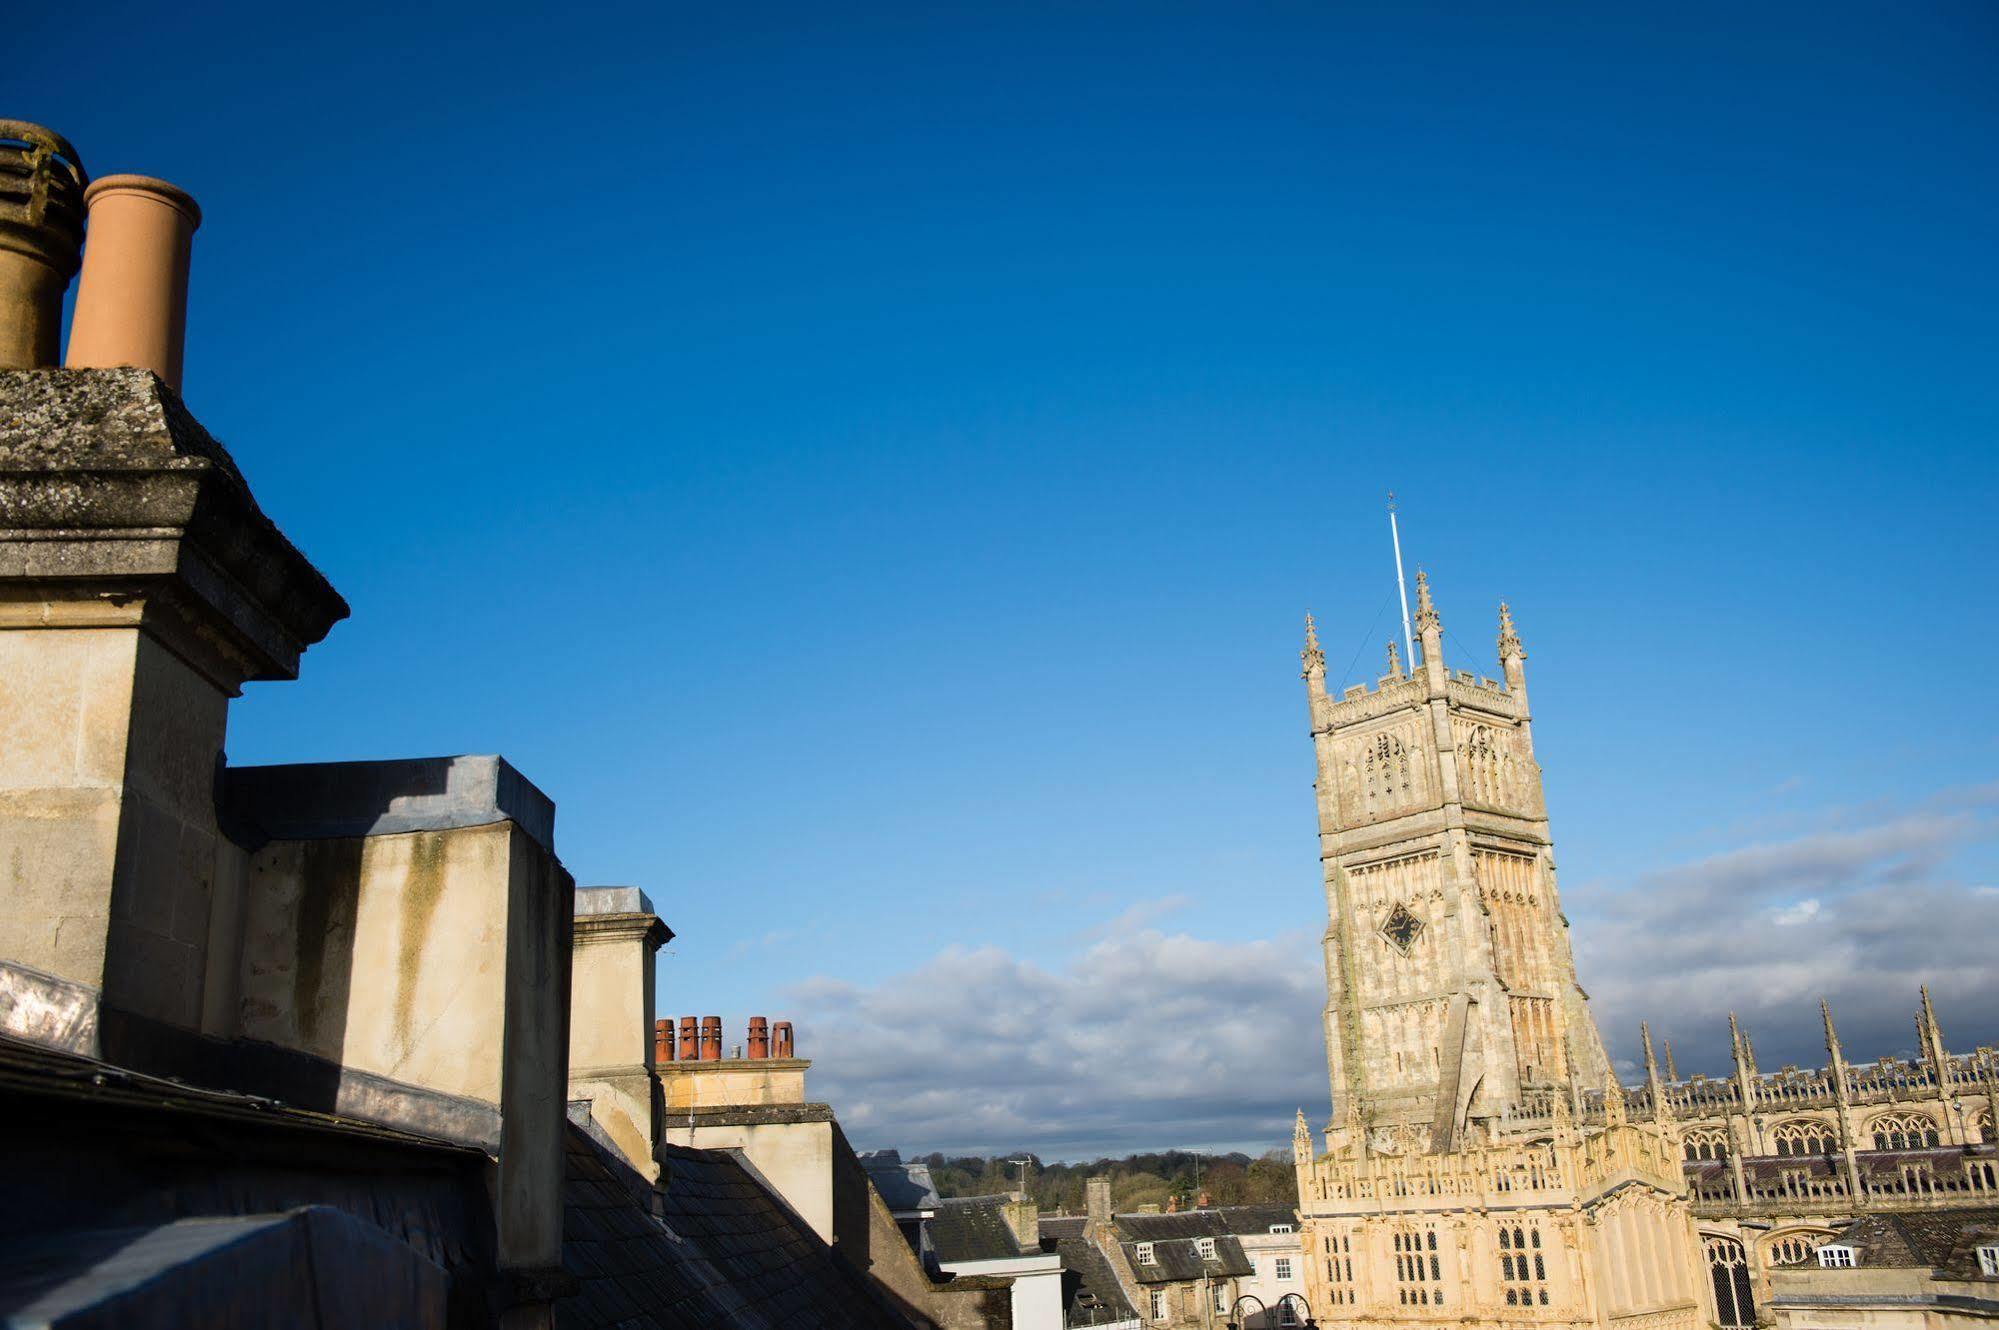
(64, 175, 202, 392)
(0, 121, 86, 370)
(1004, 1194, 1040, 1249)
(1085, 1176, 1112, 1229)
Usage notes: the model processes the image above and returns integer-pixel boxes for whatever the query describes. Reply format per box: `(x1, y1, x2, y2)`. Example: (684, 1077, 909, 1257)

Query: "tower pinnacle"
(1386, 639, 1403, 678)
(1498, 602, 1522, 660)
(1301, 613, 1326, 680)
(1414, 569, 1440, 633)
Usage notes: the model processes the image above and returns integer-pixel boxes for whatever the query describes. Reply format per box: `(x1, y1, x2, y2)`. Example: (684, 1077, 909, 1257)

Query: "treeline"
(917, 1148, 1297, 1212)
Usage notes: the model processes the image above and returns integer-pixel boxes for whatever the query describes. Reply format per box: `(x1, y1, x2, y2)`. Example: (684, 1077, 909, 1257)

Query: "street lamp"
(1225, 1293, 1318, 1330)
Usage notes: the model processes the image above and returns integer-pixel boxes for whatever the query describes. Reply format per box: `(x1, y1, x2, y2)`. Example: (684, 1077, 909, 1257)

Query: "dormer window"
(1198, 1237, 1217, 1259)
(1270, 1223, 1295, 1234)
(1817, 1246, 1857, 1269)
(1977, 1245, 1999, 1277)
(1136, 1242, 1156, 1265)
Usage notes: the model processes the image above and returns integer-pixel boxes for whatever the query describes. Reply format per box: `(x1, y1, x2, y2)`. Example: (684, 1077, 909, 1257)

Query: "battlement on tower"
(1321, 665, 1521, 729)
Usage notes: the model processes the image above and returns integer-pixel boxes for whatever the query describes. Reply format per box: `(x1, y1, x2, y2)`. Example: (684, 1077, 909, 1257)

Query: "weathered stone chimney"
(1086, 1176, 1112, 1229)
(0, 121, 86, 370)
(64, 175, 201, 391)
(1004, 1194, 1040, 1249)
(567, 886, 672, 1179)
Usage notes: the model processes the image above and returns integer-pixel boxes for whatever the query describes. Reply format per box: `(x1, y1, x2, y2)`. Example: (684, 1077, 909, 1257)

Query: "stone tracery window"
(1364, 732, 1415, 812)
(1462, 724, 1505, 805)
(1394, 1228, 1444, 1307)
(1323, 1231, 1355, 1306)
(1767, 1230, 1835, 1268)
(1683, 1128, 1729, 1162)
(1771, 1119, 1838, 1157)
(1499, 1224, 1550, 1306)
(1869, 1111, 1941, 1151)
(1705, 1236, 1755, 1328)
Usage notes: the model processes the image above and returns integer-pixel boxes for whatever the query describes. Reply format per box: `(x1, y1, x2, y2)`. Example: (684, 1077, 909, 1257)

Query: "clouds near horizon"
(791, 784, 1998, 1159)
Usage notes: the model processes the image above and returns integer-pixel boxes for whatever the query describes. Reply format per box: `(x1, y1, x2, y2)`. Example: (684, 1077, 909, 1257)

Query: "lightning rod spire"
(1388, 493, 1415, 672)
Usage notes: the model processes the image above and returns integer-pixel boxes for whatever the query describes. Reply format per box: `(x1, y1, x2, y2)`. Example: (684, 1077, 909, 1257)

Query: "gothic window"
(1394, 1228, 1444, 1307)
(1463, 725, 1503, 804)
(1323, 1232, 1355, 1306)
(1381, 903, 1424, 955)
(1499, 1224, 1550, 1307)
(1975, 1105, 1995, 1143)
(1771, 1120, 1838, 1157)
(1684, 1128, 1729, 1162)
(1767, 1231, 1835, 1268)
(1870, 1111, 1941, 1151)
(1363, 731, 1415, 812)
(1705, 1236, 1755, 1328)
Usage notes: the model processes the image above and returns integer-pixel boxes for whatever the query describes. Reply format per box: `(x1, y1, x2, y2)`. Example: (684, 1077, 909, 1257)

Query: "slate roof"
(1829, 1208, 1999, 1278)
(1040, 1217, 1138, 1324)
(858, 1150, 941, 1213)
(555, 1126, 910, 1329)
(1110, 1206, 1297, 1285)
(928, 1195, 1027, 1264)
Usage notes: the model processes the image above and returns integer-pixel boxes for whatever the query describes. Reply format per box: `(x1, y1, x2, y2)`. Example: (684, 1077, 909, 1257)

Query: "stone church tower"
(1302, 572, 1607, 1152)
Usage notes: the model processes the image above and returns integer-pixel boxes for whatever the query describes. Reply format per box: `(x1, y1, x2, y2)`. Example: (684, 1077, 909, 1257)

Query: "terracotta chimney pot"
(699, 1016, 722, 1061)
(747, 1016, 769, 1060)
(772, 1021, 794, 1059)
(0, 121, 87, 370)
(65, 174, 202, 391)
(654, 1018, 672, 1064)
(678, 1016, 698, 1062)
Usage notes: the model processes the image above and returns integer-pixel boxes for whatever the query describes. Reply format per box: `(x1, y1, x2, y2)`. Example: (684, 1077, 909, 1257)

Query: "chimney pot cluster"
(0, 121, 203, 390)
(656, 1016, 797, 1062)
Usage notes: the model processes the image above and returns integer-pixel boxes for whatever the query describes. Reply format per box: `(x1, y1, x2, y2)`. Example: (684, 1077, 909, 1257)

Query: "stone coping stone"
(574, 886, 655, 917)
(221, 754, 556, 858)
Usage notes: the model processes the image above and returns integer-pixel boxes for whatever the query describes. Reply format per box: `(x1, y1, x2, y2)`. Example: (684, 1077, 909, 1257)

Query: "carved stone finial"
(1641, 1022, 1659, 1076)
(1604, 1073, 1628, 1124)
(1821, 998, 1843, 1059)
(1497, 601, 1522, 661)
(1300, 612, 1325, 678)
(1385, 639, 1403, 677)
(1414, 569, 1440, 634)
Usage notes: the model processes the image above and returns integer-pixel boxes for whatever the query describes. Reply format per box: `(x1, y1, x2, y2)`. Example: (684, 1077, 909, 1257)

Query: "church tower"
(1302, 573, 1607, 1150)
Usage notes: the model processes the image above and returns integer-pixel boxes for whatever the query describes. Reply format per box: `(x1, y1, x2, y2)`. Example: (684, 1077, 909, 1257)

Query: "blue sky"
(18, 2, 1997, 1157)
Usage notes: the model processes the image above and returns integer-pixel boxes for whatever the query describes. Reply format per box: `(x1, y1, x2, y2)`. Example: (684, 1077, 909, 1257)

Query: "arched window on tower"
(1705, 1236, 1755, 1328)
(1771, 1119, 1838, 1157)
(1869, 1111, 1941, 1151)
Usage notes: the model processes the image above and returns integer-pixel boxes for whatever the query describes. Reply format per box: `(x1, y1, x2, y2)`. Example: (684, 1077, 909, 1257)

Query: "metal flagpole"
(1388, 493, 1415, 669)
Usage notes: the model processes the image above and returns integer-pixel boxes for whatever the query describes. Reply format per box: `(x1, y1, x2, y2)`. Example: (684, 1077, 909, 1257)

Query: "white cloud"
(782, 787, 1999, 1161)
(1770, 898, 1820, 926)
(1575, 785, 1999, 1078)
(787, 919, 1326, 1160)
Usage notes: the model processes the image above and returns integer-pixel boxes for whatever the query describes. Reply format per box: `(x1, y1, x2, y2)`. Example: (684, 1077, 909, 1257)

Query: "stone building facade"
(1291, 573, 1997, 1330)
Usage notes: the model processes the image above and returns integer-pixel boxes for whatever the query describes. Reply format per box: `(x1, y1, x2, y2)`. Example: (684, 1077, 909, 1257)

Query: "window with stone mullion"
(1498, 1225, 1550, 1307)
